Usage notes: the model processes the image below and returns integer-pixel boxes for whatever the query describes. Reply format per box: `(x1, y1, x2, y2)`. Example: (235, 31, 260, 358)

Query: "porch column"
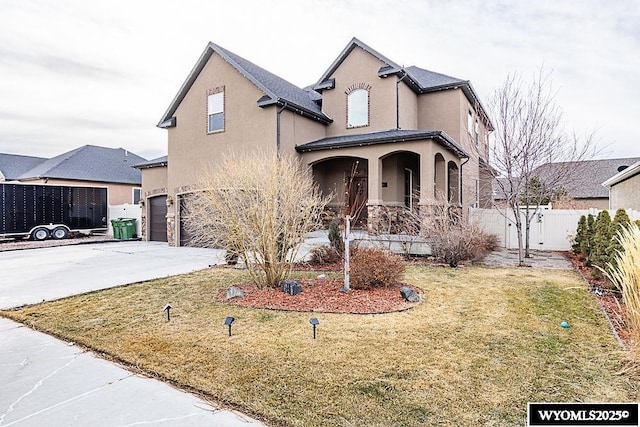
(367, 156, 383, 232)
(367, 155, 382, 205)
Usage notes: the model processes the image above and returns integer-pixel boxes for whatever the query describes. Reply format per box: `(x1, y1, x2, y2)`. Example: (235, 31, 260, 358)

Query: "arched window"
(347, 89, 368, 128)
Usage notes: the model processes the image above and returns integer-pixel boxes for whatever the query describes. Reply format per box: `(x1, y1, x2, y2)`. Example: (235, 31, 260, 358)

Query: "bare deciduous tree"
(181, 150, 332, 288)
(488, 68, 598, 265)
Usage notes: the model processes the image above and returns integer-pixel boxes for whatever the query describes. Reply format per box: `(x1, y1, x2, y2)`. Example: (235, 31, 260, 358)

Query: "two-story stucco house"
(138, 38, 494, 246)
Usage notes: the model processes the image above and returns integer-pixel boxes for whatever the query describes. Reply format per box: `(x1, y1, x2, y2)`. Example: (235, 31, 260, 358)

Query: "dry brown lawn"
(1, 265, 637, 426)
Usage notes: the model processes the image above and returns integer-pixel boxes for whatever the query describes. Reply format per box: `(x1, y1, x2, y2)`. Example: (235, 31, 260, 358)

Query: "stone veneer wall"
(167, 212, 176, 247)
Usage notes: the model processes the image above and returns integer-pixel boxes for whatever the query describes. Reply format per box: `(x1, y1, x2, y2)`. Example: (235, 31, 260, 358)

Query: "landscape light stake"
(163, 304, 171, 322)
(224, 316, 235, 337)
(309, 318, 319, 339)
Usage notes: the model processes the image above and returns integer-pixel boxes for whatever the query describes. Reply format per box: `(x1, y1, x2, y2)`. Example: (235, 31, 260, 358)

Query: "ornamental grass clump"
(605, 222, 640, 357)
(350, 247, 405, 289)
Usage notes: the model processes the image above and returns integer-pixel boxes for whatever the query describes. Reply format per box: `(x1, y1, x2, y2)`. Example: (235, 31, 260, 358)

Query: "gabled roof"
(314, 37, 403, 87)
(158, 42, 332, 128)
(602, 160, 640, 188)
(295, 129, 468, 159)
(18, 145, 146, 185)
(133, 155, 168, 170)
(313, 38, 494, 131)
(534, 157, 640, 199)
(0, 153, 46, 180)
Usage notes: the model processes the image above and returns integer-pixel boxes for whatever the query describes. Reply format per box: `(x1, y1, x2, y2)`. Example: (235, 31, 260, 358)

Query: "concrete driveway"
(0, 241, 266, 427)
(0, 241, 226, 309)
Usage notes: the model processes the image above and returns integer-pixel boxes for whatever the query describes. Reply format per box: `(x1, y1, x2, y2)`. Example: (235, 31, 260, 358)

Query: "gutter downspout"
(276, 102, 288, 153)
(396, 72, 407, 129)
(459, 156, 470, 207)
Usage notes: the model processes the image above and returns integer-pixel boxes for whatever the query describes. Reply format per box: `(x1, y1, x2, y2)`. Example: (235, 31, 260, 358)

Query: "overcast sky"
(1, 0, 638, 161)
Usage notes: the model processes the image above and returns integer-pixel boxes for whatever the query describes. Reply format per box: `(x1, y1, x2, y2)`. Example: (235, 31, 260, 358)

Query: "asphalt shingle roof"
(405, 66, 466, 90)
(0, 154, 46, 180)
(295, 129, 468, 159)
(18, 145, 146, 185)
(534, 157, 640, 199)
(133, 155, 168, 169)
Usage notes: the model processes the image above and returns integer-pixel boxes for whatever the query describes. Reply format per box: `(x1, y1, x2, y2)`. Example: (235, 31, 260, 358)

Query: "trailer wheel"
(32, 227, 50, 241)
(52, 226, 69, 240)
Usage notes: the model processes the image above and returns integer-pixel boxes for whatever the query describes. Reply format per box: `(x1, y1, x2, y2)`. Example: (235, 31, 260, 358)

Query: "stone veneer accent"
(166, 212, 176, 247)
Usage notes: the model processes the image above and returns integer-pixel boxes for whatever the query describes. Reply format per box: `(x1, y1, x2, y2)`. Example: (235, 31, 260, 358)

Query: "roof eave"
(602, 161, 640, 188)
(296, 130, 468, 159)
(259, 97, 333, 124)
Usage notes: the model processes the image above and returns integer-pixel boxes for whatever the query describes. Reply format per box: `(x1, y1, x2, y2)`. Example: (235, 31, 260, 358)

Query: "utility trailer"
(0, 182, 108, 241)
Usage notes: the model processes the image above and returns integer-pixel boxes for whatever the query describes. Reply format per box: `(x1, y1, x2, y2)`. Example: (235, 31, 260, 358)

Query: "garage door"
(148, 195, 167, 242)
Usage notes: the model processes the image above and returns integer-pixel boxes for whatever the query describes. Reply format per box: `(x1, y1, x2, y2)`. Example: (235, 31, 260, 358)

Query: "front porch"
(299, 135, 465, 231)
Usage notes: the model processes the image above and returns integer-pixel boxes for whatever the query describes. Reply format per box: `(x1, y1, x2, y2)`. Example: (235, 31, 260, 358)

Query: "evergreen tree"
(572, 215, 587, 254)
(607, 209, 631, 272)
(582, 213, 596, 265)
(591, 210, 612, 271)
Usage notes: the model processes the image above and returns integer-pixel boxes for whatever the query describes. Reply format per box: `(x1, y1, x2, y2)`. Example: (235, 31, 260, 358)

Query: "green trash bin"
(120, 218, 137, 239)
(111, 218, 122, 239)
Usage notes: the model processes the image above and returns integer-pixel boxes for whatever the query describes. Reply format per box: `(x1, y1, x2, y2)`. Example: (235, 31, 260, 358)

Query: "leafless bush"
(181, 150, 332, 288)
(423, 200, 499, 267)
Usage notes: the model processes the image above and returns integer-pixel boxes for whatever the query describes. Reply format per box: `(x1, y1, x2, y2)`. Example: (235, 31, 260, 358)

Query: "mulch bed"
(566, 252, 632, 350)
(218, 277, 421, 314)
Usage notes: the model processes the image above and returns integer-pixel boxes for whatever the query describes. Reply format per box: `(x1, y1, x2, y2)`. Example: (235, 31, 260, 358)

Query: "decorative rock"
(400, 286, 420, 302)
(281, 279, 302, 295)
(226, 286, 245, 300)
(317, 274, 326, 280)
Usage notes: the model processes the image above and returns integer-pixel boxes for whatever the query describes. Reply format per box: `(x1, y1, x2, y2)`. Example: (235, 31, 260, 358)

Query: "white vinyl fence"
(108, 204, 142, 238)
(470, 207, 640, 251)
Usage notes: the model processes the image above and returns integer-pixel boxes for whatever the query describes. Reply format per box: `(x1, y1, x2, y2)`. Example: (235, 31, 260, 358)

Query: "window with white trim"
(133, 188, 141, 204)
(207, 91, 224, 133)
(347, 89, 369, 128)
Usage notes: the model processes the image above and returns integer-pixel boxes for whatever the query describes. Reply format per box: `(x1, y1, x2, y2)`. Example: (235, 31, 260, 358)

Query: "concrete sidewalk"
(0, 318, 264, 426)
(0, 241, 266, 426)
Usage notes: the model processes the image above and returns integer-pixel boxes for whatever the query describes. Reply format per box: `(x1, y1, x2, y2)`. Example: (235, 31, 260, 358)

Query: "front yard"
(1, 265, 636, 426)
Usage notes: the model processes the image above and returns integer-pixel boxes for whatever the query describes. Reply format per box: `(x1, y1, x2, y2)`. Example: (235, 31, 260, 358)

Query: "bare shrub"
(309, 245, 342, 266)
(423, 201, 499, 267)
(181, 150, 332, 288)
(350, 248, 405, 290)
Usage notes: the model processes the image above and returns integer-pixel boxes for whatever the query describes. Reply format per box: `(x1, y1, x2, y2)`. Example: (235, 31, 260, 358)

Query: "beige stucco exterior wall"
(279, 109, 327, 153)
(167, 52, 277, 197)
(22, 178, 138, 206)
(141, 166, 168, 198)
(418, 90, 461, 139)
(609, 175, 640, 210)
(321, 47, 397, 137)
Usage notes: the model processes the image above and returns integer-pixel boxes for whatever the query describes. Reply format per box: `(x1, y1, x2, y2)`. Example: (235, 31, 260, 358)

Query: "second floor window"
(207, 91, 224, 133)
(347, 89, 369, 128)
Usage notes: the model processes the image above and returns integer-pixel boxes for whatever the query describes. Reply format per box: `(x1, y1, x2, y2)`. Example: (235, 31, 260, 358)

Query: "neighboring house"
(602, 160, 640, 211)
(528, 158, 640, 209)
(0, 153, 47, 181)
(143, 37, 494, 246)
(7, 145, 146, 205)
